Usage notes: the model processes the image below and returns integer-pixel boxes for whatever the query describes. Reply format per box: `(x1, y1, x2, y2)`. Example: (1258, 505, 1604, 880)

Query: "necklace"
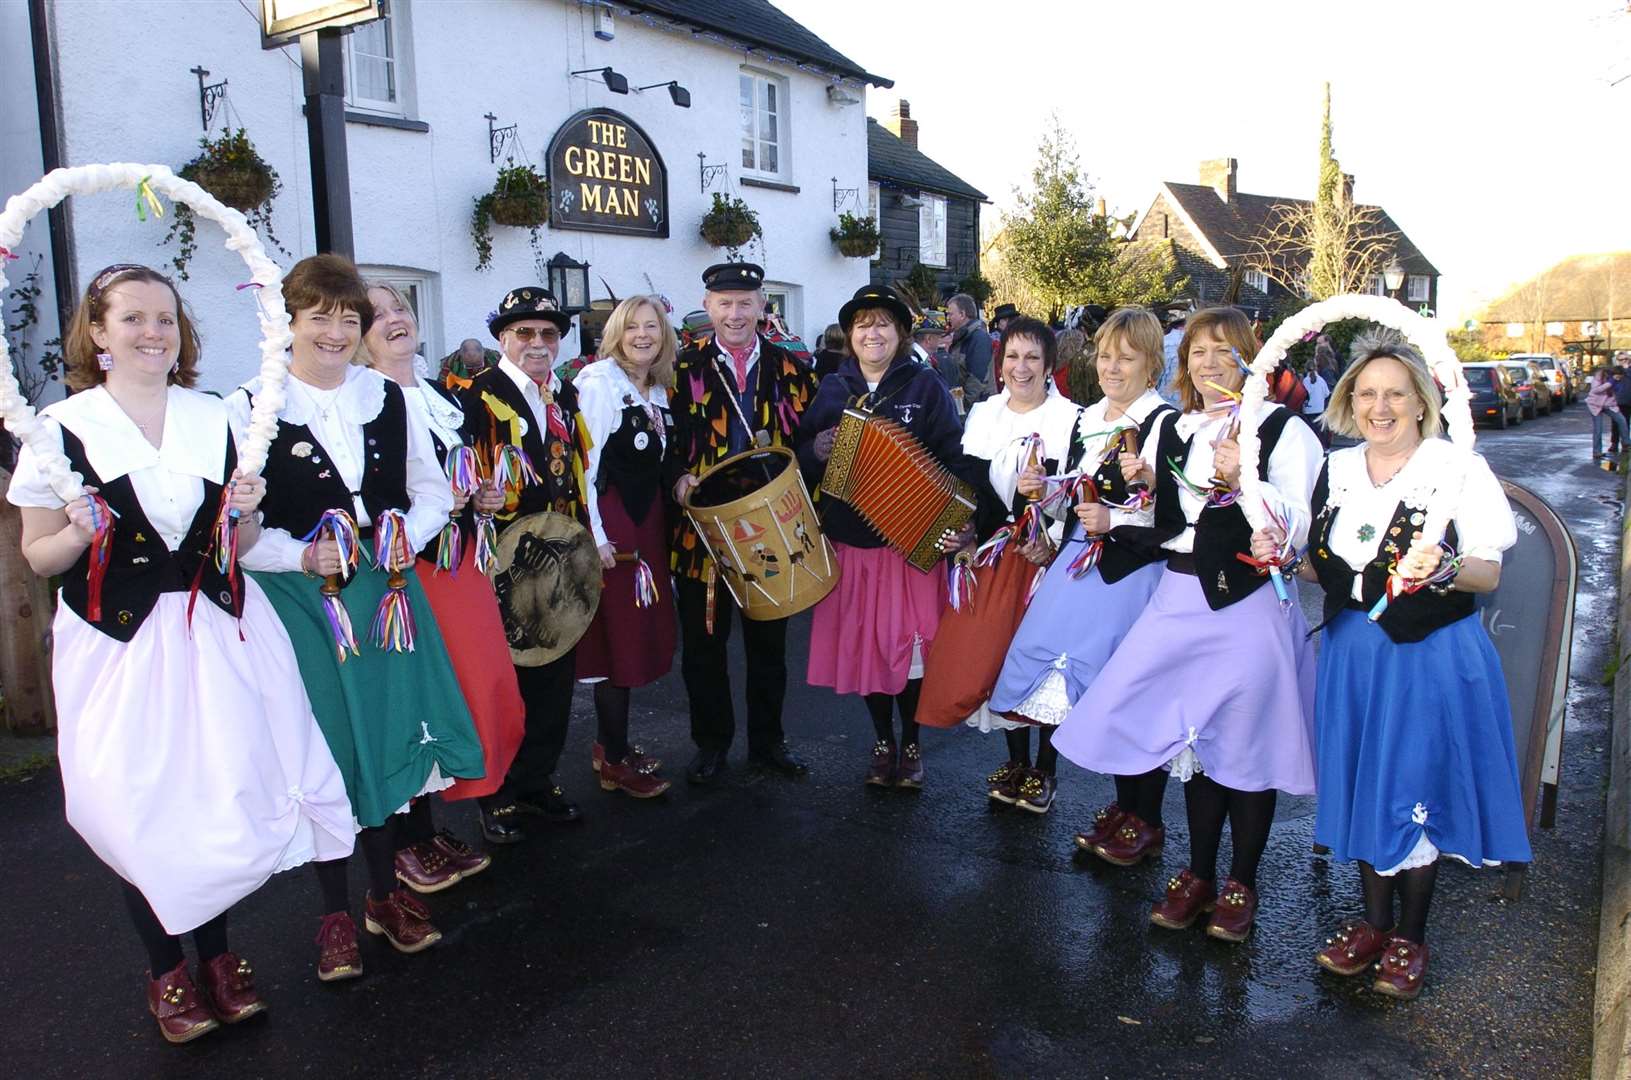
(1363, 447, 1411, 489)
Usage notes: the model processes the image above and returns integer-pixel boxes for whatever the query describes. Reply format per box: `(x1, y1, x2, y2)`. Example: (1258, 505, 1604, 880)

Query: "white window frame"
(762, 282, 802, 340)
(1368, 274, 1387, 296)
(739, 67, 790, 180)
(360, 266, 441, 375)
(1407, 274, 1430, 303)
(345, 0, 414, 117)
(919, 193, 947, 268)
(868, 181, 881, 227)
(1244, 268, 1270, 294)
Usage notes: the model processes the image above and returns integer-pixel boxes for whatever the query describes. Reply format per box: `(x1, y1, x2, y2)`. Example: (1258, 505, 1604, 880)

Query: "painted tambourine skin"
(0, 163, 292, 502)
(1238, 293, 1473, 547)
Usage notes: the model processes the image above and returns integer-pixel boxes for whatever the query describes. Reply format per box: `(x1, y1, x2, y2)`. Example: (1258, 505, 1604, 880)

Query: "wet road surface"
(0, 401, 1618, 1078)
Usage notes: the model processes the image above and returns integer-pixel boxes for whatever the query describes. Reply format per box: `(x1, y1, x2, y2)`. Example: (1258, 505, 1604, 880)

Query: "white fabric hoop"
(1238, 293, 1473, 546)
(0, 163, 291, 504)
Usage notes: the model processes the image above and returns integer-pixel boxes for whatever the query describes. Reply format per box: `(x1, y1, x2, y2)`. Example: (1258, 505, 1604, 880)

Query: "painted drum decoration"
(493, 510, 603, 666)
(682, 446, 837, 620)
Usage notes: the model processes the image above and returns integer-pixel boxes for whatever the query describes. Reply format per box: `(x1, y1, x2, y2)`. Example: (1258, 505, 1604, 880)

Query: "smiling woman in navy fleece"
(797, 285, 974, 791)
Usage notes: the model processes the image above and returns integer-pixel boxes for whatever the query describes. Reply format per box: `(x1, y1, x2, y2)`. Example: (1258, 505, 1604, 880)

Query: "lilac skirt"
(1052, 567, 1317, 794)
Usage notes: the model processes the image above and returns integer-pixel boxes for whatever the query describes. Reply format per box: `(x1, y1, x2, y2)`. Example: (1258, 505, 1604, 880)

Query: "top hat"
(488, 286, 572, 338)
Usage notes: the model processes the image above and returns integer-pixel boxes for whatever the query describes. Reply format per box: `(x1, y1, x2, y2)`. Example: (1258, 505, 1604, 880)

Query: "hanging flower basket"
(472, 163, 550, 270)
(699, 193, 761, 252)
(162, 128, 286, 279)
(829, 211, 881, 259)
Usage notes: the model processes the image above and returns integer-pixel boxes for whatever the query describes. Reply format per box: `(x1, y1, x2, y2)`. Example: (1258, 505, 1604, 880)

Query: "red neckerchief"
(723, 341, 754, 392)
(529, 373, 571, 443)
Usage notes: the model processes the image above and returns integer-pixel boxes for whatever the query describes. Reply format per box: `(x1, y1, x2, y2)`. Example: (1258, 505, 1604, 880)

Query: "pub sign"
(547, 109, 668, 238)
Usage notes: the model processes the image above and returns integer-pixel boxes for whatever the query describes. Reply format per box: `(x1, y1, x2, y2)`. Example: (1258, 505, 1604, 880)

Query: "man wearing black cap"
(458, 286, 588, 841)
(667, 262, 819, 784)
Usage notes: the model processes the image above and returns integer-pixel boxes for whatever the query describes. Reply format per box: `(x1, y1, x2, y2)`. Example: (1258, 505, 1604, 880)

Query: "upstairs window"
(1244, 268, 1270, 294)
(1407, 274, 1430, 303)
(345, 0, 411, 116)
(919, 194, 947, 267)
(740, 69, 789, 179)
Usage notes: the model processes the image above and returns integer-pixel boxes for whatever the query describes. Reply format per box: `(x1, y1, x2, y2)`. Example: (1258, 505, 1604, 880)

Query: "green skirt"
(252, 563, 485, 828)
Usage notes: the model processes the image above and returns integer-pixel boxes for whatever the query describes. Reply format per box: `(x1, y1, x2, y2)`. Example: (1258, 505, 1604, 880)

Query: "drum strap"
(704, 562, 717, 634)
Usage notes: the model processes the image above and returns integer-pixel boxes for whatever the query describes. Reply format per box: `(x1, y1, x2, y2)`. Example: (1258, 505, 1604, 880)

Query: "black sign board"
(546, 109, 668, 238)
(1478, 479, 1577, 898)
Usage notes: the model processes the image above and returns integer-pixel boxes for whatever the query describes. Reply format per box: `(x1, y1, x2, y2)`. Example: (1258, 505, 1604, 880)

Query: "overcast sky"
(774, 0, 1631, 320)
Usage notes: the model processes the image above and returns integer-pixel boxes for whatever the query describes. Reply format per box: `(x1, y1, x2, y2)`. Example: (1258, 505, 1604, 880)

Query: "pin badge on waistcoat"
(634, 431, 650, 451)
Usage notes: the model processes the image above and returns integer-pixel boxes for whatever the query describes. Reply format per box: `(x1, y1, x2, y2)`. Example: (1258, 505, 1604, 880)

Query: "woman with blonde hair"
(573, 296, 680, 796)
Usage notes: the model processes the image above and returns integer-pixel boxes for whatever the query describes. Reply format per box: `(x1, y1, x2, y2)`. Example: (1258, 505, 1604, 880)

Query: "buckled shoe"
(1015, 769, 1056, 814)
(1206, 877, 1258, 942)
(1372, 937, 1429, 1000)
(1074, 802, 1127, 850)
(599, 755, 672, 798)
(1091, 813, 1165, 866)
(895, 743, 924, 789)
(1315, 919, 1390, 977)
(1149, 869, 1216, 930)
(865, 741, 895, 787)
(146, 960, 219, 1044)
(987, 759, 1026, 804)
(199, 952, 267, 1024)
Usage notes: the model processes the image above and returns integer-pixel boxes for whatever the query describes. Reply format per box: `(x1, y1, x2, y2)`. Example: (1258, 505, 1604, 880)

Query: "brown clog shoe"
(364, 890, 442, 954)
(865, 741, 896, 787)
(1149, 869, 1216, 930)
(146, 961, 219, 1044)
(895, 743, 925, 790)
(1206, 877, 1258, 942)
(432, 829, 492, 878)
(1372, 937, 1429, 1000)
(988, 759, 1027, 805)
(599, 756, 673, 798)
(315, 911, 364, 982)
(1091, 813, 1165, 866)
(395, 841, 463, 894)
(199, 952, 267, 1024)
(1315, 919, 1390, 977)
(1074, 801, 1127, 850)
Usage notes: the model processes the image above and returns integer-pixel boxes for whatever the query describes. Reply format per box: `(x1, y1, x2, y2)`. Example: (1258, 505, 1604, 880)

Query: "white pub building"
(3, 0, 891, 394)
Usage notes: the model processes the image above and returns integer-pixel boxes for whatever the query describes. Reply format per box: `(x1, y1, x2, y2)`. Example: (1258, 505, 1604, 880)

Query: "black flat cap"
(702, 262, 766, 292)
(489, 286, 572, 338)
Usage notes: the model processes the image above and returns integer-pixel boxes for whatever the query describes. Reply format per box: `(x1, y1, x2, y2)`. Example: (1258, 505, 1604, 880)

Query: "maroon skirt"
(576, 486, 677, 688)
(916, 547, 1036, 728)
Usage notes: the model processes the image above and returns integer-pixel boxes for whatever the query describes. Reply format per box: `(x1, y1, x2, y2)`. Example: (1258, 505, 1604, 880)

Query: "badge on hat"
(702, 262, 766, 292)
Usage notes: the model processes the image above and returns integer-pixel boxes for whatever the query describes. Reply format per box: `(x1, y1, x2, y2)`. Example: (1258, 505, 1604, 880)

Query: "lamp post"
(1383, 256, 1405, 301)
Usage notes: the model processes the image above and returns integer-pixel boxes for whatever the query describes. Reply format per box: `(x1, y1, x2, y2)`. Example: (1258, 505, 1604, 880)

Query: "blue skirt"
(1313, 609, 1533, 872)
(988, 541, 1162, 720)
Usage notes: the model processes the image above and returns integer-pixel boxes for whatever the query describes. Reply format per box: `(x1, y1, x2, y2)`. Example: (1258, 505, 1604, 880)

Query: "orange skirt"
(916, 549, 1038, 728)
(416, 545, 526, 801)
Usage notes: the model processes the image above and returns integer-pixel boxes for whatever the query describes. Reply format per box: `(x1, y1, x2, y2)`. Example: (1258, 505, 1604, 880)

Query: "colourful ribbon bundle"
(436, 445, 483, 577)
(490, 443, 540, 493)
(631, 552, 659, 609)
(83, 492, 119, 623)
(1368, 541, 1463, 623)
(1167, 456, 1239, 508)
(370, 508, 417, 653)
(301, 509, 361, 661)
(1234, 500, 1299, 611)
(948, 551, 978, 612)
(474, 514, 499, 574)
(187, 480, 245, 631)
(134, 175, 164, 222)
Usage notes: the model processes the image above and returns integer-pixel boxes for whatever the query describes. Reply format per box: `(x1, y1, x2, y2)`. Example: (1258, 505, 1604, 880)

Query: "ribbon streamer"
(631, 552, 659, 609)
(134, 175, 164, 222)
(948, 552, 977, 613)
(83, 493, 119, 623)
(1232, 499, 1299, 611)
(474, 513, 499, 574)
(187, 480, 245, 631)
(301, 509, 361, 661)
(1368, 541, 1463, 623)
(370, 508, 417, 652)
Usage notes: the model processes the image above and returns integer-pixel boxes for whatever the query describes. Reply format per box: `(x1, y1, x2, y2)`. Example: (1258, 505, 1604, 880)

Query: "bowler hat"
(839, 284, 913, 332)
(990, 302, 1020, 325)
(488, 286, 572, 338)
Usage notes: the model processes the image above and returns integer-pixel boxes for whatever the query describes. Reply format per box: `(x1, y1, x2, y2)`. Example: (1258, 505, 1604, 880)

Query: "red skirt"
(576, 486, 676, 688)
(916, 549, 1037, 728)
(416, 545, 526, 801)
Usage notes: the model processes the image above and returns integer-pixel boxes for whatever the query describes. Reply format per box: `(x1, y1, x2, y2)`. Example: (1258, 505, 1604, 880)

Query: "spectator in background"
(1158, 312, 1185, 405)
(1056, 327, 1099, 405)
(813, 322, 847, 381)
(440, 337, 498, 389)
(1586, 366, 1629, 462)
(1304, 338, 1337, 445)
(1611, 366, 1631, 455)
(946, 293, 995, 405)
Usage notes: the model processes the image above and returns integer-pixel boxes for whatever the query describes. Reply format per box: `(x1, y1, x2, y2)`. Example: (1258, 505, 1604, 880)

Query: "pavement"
(0, 400, 1620, 1079)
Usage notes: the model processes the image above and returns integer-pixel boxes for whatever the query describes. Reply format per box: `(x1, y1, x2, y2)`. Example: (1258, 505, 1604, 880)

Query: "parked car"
(1462, 362, 1523, 429)
(1524, 360, 1555, 414)
(1499, 359, 1543, 419)
(1509, 353, 1569, 405)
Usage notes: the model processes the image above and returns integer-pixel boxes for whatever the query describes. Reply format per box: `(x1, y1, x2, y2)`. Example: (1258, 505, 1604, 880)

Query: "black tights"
(121, 881, 229, 978)
(1184, 773, 1277, 888)
(1360, 859, 1439, 944)
(594, 682, 631, 763)
(1111, 768, 1171, 828)
(1002, 725, 1060, 776)
(310, 816, 402, 915)
(865, 679, 922, 747)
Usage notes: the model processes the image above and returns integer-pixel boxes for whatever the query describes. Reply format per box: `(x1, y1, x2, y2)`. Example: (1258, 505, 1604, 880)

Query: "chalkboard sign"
(1477, 480, 1577, 897)
(546, 109, 669, 238)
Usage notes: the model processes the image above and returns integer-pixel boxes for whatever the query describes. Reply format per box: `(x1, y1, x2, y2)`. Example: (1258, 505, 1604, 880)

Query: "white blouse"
(962, 389, 1081, 541)
(1323, 438, 1516, 600)
(399, 381, 466, 457)
(573, 358, 669, 549)
(1163, 403, 1323, 554)
(228, 365, 452, 573)
(7, 386, 229, 551)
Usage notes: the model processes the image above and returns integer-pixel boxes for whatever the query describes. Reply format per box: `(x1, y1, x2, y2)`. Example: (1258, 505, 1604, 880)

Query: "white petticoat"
(54, 583, 355, 935)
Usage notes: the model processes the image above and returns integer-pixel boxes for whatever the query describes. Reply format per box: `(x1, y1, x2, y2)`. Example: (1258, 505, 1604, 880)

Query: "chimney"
(1094, 196, 1107, 218)
(884, 99, 918, 149)
(1199, 157, 1237, 203)
(1341, 172, 1355, 205)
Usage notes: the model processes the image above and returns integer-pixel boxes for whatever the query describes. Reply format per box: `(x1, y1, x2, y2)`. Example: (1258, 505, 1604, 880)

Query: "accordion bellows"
(819, 407, 976, 572)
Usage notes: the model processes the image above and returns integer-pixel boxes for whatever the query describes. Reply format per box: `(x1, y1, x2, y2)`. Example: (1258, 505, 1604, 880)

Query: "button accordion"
(819, 407, 976, 572)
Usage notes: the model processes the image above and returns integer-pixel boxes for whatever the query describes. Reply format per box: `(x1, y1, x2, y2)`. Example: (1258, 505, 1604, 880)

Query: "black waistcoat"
(414, 380, 475, 562)
(58, 426, 239, 641)
(1307, 464, 1476, 643)
(1191, 406, 1305, 610)
(251, 380, 410, 545)
(1060, 404, 1185, 584)
(595, 397, 673, 527)
(459, 366, 585, 531)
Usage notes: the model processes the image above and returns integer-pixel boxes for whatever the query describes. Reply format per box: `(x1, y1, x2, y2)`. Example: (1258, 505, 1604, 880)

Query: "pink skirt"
(807, 542, 947, 696)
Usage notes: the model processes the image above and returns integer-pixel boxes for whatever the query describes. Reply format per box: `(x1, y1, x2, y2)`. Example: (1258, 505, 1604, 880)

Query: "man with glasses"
(460, 287, 588, 842)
